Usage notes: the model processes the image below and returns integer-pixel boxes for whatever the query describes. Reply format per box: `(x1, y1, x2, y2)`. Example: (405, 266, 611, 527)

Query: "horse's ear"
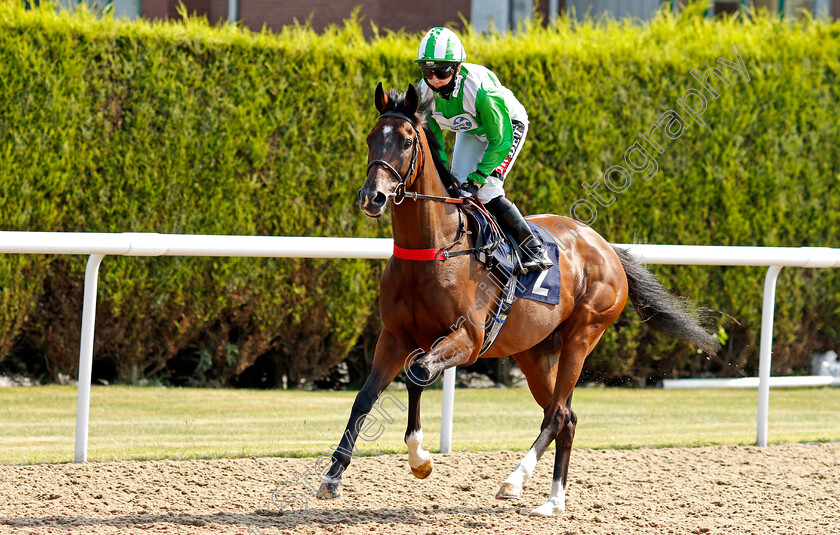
(405, 83, 419, 115)
(375, 82, 388, 114)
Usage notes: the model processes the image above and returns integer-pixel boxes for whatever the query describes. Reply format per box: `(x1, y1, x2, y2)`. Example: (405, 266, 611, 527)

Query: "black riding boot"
(485, 197, 553, 274)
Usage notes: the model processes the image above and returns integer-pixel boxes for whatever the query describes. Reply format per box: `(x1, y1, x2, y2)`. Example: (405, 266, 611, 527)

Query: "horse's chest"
(381, 279, 463, 334)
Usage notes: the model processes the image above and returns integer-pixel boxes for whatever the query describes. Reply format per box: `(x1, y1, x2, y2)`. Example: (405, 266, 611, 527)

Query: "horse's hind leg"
(530, 393, 576, 516)
(495, 339, 559, 500)
(529, 303, 622, 515)
(498, 296, 624, 514)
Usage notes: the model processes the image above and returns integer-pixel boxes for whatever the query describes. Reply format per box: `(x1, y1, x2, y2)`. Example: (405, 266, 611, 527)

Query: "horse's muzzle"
(358, 187, 387, 217)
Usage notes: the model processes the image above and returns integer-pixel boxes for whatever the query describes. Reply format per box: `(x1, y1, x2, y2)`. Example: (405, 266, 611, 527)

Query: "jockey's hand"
(467, 171, 487, 186)
(459, 180, 480, 198)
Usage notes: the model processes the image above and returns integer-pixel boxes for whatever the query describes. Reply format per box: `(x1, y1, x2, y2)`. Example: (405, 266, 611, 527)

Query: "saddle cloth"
(468, 207, 561, 306)
(462, 205, 561, 355)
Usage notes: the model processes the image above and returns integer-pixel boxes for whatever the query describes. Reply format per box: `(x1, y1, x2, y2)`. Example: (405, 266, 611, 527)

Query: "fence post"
(756, 265, 783, 447)
(440, 367, 456, 453)
(74, 254, 105, 463)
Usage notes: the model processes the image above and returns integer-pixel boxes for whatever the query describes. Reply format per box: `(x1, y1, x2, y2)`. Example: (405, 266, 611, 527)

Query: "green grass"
(0, 385, 838, 465)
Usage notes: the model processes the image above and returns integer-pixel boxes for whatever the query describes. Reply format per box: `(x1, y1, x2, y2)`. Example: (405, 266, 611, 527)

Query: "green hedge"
(0, 2, 838, 386)
(0, 3, 390, 386)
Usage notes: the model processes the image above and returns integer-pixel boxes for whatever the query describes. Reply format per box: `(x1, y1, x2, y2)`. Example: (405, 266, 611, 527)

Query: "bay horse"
(317, 83, 719, 516)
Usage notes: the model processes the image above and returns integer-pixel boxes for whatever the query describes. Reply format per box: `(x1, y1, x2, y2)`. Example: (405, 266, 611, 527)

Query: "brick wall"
(123, 0, 840, 27)
(238, 0, 470, 34)
(209, 0, 228, 24)
(366, 0, 471, 34)
(140, 0, 167, 19)
(142, 0, 220, 21)
(170, 0, 211, 19)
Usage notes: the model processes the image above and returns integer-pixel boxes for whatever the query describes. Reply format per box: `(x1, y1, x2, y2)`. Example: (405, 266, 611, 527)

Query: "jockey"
(415, 27, 553, 274)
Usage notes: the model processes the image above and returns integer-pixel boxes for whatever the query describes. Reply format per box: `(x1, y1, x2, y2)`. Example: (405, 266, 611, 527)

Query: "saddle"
(458, 200, 561, 355)
(462, 200, 524, 275)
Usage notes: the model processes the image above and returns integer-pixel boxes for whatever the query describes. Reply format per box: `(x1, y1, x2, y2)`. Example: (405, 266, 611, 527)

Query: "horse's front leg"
(404, 369, 432, 479)
(404, 325, 478, 480)
(317, 330, 405, 500)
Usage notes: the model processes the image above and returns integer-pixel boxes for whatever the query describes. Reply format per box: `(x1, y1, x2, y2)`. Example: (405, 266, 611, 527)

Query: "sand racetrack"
(1, 443, 838, 534)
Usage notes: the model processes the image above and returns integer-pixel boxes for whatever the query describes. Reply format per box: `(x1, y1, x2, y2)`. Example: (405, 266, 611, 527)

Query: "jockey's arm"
(472, 86, 514, 184)
(426, 115, 450, 167)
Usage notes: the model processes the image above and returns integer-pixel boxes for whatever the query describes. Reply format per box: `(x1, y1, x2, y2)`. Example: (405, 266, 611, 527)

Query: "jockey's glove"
(460, 180, 480, 198)
(467, 171, 488, 185)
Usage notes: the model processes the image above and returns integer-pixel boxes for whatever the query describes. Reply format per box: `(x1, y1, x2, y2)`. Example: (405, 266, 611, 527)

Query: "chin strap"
(429, 73, 458, 99)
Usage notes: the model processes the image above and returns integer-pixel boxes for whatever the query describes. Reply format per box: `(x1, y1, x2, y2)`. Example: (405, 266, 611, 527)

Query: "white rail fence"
(0, 231, 838, 462)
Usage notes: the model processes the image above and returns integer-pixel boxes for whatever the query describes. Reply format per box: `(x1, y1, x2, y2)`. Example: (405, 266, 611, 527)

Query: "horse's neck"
(391, 164, 460, 251)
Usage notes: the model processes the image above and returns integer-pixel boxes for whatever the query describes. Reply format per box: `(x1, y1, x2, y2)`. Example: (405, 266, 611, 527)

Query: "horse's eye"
(403, 138, 412, 150)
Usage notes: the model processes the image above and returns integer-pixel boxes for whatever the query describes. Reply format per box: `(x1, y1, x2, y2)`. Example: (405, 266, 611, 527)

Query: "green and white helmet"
(415, 27, 466, 64)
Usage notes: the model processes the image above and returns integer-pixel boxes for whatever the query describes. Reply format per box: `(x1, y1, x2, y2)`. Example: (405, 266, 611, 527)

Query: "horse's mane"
(381, 88, 460, 193)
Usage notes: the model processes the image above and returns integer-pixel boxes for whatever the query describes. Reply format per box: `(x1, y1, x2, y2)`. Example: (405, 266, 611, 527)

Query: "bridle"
(366, 112, 462, 205)
(364, 109, 502, 261)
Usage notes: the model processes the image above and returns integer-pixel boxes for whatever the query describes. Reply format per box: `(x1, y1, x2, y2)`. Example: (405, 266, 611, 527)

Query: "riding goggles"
(420, 63, 457, 81)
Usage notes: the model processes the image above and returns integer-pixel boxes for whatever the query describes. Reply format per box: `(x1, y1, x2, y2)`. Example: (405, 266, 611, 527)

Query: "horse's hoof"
(316, 480, 341, 500)
(495, 482, 522, 500)
(529, 500, 565, 516)
(410, 457, 433, 479)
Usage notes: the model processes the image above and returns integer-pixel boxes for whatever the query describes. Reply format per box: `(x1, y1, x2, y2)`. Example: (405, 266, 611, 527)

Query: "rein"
(368, 111, 499, 263)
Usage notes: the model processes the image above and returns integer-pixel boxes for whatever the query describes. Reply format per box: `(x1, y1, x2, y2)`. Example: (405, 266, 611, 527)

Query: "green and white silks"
(420, 63, 528, 202)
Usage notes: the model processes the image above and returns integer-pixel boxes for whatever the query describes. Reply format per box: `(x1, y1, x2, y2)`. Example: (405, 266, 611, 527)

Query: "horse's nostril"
(373, 192, 387, 206)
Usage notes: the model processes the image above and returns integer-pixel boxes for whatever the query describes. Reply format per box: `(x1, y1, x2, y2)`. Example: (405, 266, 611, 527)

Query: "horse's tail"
(612, 246, 721, 355)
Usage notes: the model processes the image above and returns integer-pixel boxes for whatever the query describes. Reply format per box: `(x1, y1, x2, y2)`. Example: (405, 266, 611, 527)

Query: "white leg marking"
(406, 430, 430, 469)
(503, 448, 538, 488)
(530, 479, 566, 516)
